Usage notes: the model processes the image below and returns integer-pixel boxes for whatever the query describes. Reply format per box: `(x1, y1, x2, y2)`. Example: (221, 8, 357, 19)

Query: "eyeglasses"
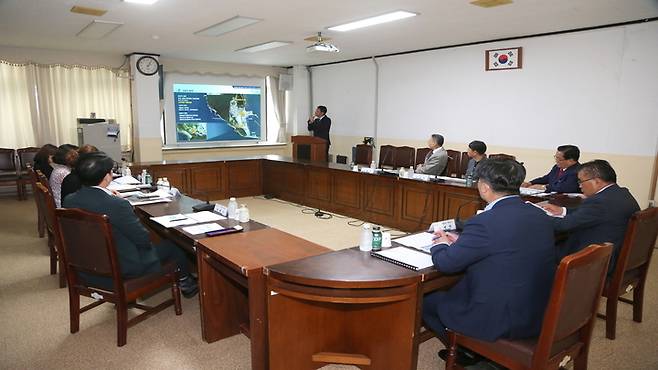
(578, 177, 595, 185)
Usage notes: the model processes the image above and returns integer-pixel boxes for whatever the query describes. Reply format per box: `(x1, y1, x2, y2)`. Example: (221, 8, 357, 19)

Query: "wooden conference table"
(131, 156, 577, 369)
(135, 193, 461, 370)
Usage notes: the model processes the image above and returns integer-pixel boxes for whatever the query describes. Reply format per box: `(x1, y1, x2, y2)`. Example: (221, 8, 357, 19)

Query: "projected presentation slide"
(173, 83, 261, 142)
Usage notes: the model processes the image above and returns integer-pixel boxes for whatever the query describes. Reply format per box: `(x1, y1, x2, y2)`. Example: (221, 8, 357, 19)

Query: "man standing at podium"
(307, 105, 331, 161)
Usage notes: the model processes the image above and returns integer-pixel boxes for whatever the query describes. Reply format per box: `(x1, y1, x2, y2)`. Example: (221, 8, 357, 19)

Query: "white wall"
(308, 21, 658, 205)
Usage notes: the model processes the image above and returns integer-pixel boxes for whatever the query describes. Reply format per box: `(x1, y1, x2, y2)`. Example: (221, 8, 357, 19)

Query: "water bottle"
(359, 223, 372, 251)
(238, 204, 250, 223)
(398, 167, 407, 177)
(466, 174, 474, 187)
(407, 166, 415, 178)
(141, 169, 148, 184)
(370, 160, 376, 169)
(145, 172, 152, 185)
(156, 178, 164, 190)
(121, 160, 128, 176)
(125, 166, 131, 177)
(371, 226, 383, 252)
(227, 197, 239, 220)
(162, 177, 170, 190)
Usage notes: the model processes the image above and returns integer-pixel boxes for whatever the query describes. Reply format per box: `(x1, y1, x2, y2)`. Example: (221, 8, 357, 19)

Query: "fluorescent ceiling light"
(236, 41, 292, 53)
(76, 20, 123, 39)
(328, 10, 418, 32)
(194, 16, 262, 37)
(123, 0, 159, 4)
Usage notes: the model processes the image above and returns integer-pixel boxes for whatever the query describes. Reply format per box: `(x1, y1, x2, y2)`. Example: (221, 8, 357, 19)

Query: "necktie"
(557, 168, 565, 179)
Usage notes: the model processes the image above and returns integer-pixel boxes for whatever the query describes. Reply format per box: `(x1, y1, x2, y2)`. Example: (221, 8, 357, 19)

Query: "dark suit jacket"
(63, 186, 161, 278)
(429, 196, 556, 342)
(530, 164, 580, 193)
(553, 184, 639, 273)
(307, 115, 331, 145)
(60, 172, 82, 204)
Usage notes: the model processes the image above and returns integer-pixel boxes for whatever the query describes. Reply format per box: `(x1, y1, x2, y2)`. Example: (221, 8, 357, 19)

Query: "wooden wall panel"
(306, 167, 332, 204)
(362, 176, 398, 226)
(150, 165, 189, 194)
(332, 171, 361, 212)
(189, 163, 226, 200)
(440, 189, 482, 221)
(398, 182, 437, 231)
(227, 160, 262, 197)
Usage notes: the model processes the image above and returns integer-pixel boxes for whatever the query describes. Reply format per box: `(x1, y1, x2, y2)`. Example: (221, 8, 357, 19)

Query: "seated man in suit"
(464, 140, 487, 179)
(522, 144, 581, 193)
(423, 159, 556, 366)
(543, 159, 639, 274)
(416, 134, 448, 176)
(63, 152, 199, 298)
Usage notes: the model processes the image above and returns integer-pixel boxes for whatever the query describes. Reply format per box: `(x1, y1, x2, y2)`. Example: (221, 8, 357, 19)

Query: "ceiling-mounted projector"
(304, 32, 340, 53)
(306, 42, 340, 53)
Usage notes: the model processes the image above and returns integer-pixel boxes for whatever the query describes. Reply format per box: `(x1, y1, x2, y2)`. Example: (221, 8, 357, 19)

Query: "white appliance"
(76, 118, 122, 163)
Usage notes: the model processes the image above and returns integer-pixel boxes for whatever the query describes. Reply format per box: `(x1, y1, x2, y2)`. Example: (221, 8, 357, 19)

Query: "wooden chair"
(446, 243, 613, 370)
(0, 148, 21, 200)
(27, 166, 46, 238)
(354, 144, 373, 166)
(598, 207, 658, 339)
(378, 145, 396, 169)
(445, 149, 461, 177)
(394, 146, 416, 169)
(55, 207, 182, 346)
(17, 147, 40, 199)
(35, 182, 66, 287)
(458, 152, 470, 178)
(488, 153, 516, 161)
(416, 147, 432, 167)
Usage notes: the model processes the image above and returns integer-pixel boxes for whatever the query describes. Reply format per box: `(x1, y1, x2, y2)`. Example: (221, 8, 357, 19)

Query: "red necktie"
(557, 168, 565, 179)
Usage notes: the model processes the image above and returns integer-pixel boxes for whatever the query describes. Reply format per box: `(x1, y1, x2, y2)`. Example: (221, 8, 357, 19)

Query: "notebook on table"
(370, 246, 434, 271)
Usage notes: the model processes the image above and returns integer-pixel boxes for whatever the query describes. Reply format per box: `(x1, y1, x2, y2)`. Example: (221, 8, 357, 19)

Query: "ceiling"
(1, 0, 657, 67)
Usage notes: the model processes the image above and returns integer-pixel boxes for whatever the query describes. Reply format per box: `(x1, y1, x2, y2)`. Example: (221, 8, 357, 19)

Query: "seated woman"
(49, 144, 79, 208)
(60, 144, 99, 203)
(32, 144, 57, 179)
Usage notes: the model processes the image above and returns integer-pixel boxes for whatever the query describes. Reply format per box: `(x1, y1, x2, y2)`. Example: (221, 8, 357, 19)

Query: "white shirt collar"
(596, 183, 615, 195)
(432, 146, 443, 154)
(484, 195, 518, 211)
(92, 186, 114, 196)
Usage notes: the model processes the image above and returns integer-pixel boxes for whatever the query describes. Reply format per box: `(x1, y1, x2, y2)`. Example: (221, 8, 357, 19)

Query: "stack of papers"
(394, 232, 435, 253)
(182, 223, 224, 235)
(371, 246, 434, 271)
(437, 176, 467, 183)
(150, 211, 226, 228)
(520, 187, 544, 196)
(525, 201, 565, 218)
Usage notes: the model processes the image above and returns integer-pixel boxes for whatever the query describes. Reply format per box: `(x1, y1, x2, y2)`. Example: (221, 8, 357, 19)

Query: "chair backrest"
(0, 148, 17, 172)
(35, 182, 57, 232)
(610, 207, 658, 286)
(488, 153, 516, 161)
(17, 147, 40, 171)
(533, 244, 612, 367)
(457, 152, 470, 178)
(378, 145, 396, 168)
(55, 208, 122, 290)
(445, 149, 461, 177)
(415, 148, 432, 167)
(354, 144, 373, 165)
(37, 171, 50, 190)
(394, 146, 415, 168)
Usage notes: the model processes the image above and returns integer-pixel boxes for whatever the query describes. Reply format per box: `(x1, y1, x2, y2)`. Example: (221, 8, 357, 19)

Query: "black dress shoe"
(438, 348, 481, 367)
(179, 276, 199, 299)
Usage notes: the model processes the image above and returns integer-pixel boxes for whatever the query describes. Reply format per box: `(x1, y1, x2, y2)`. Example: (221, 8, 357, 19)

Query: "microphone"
(454, 199, 481, 231)
(192, 191, 216, 212)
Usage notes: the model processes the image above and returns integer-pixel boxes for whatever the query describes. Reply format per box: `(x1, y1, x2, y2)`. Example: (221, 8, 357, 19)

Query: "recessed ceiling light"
(70, 6, 107, 16)
(194, 16, 262, 37)
(123, 0, 159, 4)
(236, 41, 292, 53)
(470, 0, 513, 8)
(327, 10, 418, 32)
(76, 20, 123, 39)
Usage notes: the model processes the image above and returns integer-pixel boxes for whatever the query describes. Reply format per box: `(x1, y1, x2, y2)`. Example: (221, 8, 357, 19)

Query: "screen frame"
(163, 73, 267, 148)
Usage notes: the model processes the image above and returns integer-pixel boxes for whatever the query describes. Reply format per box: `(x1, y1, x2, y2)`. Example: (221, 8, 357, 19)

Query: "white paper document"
(525, 201, 564, 218)
(520, 187, 544, 195)
(150, 214, 198, 228)
(372, 246, 434, 270)
(437, 176, 467, 183)
(127, 197, 172, 206)
(394, 232, 435, 253)
(428, 219, 457, 232)
(112, 175, 141, 185)
(182, 223, 224, 235)
(184, 211, 226, 223)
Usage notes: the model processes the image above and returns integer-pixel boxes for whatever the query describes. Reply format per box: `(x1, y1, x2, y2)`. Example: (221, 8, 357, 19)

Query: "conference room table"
(130, 156, 581, 369)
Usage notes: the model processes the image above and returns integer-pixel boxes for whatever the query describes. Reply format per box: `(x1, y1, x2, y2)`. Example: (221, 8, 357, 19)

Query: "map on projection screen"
(173, 83, 261, 142)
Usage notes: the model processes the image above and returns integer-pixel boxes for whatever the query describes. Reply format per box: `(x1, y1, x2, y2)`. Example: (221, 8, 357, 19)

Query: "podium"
(291, 135, 328, 162)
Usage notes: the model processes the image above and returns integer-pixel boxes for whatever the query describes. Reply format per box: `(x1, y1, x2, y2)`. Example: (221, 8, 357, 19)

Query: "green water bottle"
(371, 226, 383, 251)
